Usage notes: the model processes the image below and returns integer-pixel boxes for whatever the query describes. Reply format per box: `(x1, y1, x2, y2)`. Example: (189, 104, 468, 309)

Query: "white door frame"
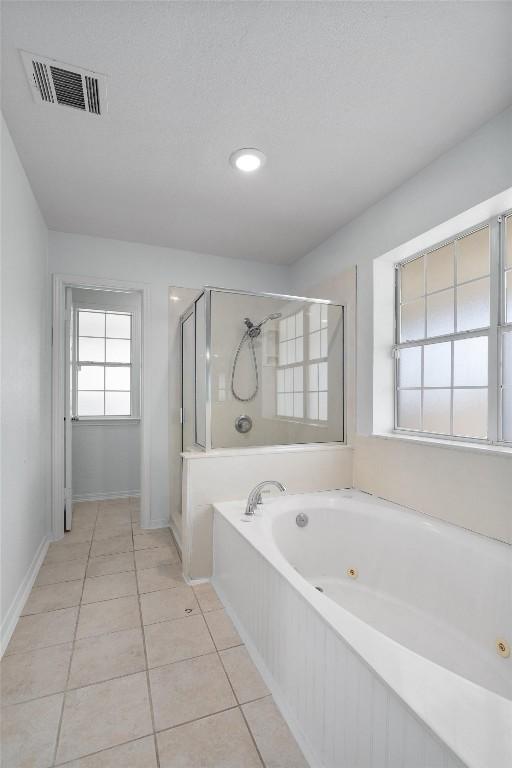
(51, 273, 151, 540)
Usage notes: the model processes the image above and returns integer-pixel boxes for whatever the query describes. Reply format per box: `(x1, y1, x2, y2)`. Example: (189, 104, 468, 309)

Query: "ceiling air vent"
(20, 51, 107, 115)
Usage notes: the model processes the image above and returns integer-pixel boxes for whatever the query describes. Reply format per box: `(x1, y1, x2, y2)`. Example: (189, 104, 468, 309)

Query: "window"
(276, 304, 328, 422)
(76, 309, 134, 417)
(394, 211, 512, 444)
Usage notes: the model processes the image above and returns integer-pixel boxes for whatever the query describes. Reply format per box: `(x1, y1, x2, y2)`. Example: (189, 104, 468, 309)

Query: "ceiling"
(2, 1, 512, 264)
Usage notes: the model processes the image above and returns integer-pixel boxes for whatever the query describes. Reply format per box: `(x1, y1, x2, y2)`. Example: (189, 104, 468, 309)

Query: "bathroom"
(1, 2, 511, 767)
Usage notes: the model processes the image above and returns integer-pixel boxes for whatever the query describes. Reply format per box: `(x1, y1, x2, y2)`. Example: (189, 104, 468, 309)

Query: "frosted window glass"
(105, 366, 130, 390)
(401, 298, 425, 341)
(105, 391, 131, 416)
(277, 369, 284, 392)
(424, 342, 451, 387)
(506, 216, 512, 269)
(308, 393, 318, 420)
(79, 311, 105, 337)
(78, 365, 104, 390)
(318, 361, 328, 391)
(309, 331, 321, 359)
(309, 304, 321, 332)
(285, 368, 293, 392)
(401, 257, 424, 301)
(320, 328, 328, 357)
(277, 394, 285, 416)
(279, 342, 287, 366)
(296, 312, 303, 336)
(293, 393, 303, 418)
(79, 337, 105, 363)
(453, 336, 488, 386)
(398, 390, 421, 431)
(399, 346, 421, 388)
(287, 339, 296, 364)
(106, 313, 131, 339)
(502, 388, 512, 442)
(457, 277, 490, 331)
(293, 366, 303, 391)
(295, 336, 304, 362)
(286, 315, 295, 340)
(453, 389, 487, 438)
(506, 272, 512, 324)
(319, 392, 328, 421)
(285, 393, 293, 417)
(426, 289, 454, 337)
(503, 332, 512, 387)
(308, 363, 319, 391)
(279, 319, 288, 341)
(426, 243, 454, 293)
(423, 389, 451, 435)
(456, 227, 489, 283)
(78, 391, 104, 416)
(106, 339, 131, 363)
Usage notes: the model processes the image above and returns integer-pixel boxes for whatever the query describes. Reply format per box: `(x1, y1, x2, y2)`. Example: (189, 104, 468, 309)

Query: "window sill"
(73, 418, 140, 426)
(372, 431, 512, 458)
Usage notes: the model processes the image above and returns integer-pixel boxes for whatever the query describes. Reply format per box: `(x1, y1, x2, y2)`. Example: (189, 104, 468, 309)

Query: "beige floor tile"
(1, 693, 63, 768)
(63, 735, 158, 768)
(149, 653, 236, 730)
(157, 707, 262, 768)
(22, 580, 83, 615)
(133, 529, 173, 550)
(136, 563, 184, 594)
(144, 614, 214, 668)
(243, 696, 309, 768)
(90, 534, 133, 558)
(71, 516, 97, 532)
(1, 643, 72, 705)
(73, 501, 98, 514)
(59, 529, 94, 544)
(35, 558, 88, 587)
(134, 546, 180, 570)
(68, 628, 146, 688)
(97, 510, 132, 524)
(220, 645, 269, 704)
(93, 524, 132, 542)
(193, 582, 223, 613)
(204, 608, 242, 650)
(5, 606, 78, 655)
(140, 586, 199, 625)
(45, 541, 91, 564)
(87, 551, 135, 578)
(56, 672, 153, 763)
(76, 595, 141, 639)
(82, 571, 137, 604)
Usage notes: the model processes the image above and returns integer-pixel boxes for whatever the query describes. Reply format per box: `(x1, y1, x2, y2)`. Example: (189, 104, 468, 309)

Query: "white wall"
(292, 106, 512, 542)
(1, 116, 50, 650)
(49, 231, 290, 527)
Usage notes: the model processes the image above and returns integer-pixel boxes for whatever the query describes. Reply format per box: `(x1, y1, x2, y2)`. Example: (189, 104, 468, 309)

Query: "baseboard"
(142, 517, 170, 530)
(73, 490, 140, 502)
(169, 515, 182, 553)
(212, 578, 320, 768)
(1, 535, 50, 656)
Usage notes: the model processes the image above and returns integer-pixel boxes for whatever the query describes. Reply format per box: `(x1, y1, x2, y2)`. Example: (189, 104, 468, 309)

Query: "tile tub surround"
(0, 498, 308, 768)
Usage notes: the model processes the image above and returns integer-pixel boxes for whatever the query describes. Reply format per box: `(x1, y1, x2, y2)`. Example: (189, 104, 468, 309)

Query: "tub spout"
(245, 480, 286, 516)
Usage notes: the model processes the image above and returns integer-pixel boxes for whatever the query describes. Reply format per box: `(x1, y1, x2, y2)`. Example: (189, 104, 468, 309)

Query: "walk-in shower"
(180, 287, 344, 450)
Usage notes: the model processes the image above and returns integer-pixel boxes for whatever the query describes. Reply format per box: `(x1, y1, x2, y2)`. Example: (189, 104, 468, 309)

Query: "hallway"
(1, 499, 307, 767)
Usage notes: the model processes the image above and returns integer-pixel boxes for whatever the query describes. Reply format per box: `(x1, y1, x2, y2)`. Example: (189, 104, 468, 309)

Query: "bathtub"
(212, 489, 511, 768)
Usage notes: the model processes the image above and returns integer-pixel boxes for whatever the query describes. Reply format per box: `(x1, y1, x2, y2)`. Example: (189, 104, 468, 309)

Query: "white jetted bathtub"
(213, 490, 511, 768)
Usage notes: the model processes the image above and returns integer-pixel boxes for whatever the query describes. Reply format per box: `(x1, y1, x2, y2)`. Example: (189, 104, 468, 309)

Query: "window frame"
(73, 298, 141, 423)
(393, 212, 510, 446)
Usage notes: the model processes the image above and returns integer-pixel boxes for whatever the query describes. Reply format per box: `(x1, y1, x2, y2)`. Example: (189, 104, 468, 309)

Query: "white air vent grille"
(21, 51, 107, 116)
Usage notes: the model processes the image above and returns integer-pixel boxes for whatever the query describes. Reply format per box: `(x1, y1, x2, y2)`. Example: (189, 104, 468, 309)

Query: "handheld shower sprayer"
(231, 312, 282, 400)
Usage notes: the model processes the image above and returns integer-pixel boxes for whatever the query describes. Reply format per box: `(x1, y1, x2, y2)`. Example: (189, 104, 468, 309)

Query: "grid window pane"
(503, 331, 512, 387)
(105, 366, 130, 390)
(319, 391, 328, 421)
(423, 389, 451, 435)
(453, 337, 488, 387)
(398, 390, 421, 431)
(424, 342, 451, 388)
(399, 346, 421, 388)
(308, 393, 318, 420)
(105, 391, 131, 416)
(78, 391, 104, 416)
(457, 277, 490, 332)
(401, 298, 425, 341)
(453, 389, 487, 439)
(79, 337, 105, 363)
(106, 313, 131, 339)
(502, 388, 512, 442)
(456, 227, 489, 283)
(506, 215, 512, 269)
(506, 271, 512, 324)
(426, 289, 454, 337)
(79, 311, 105, 337)
(78, 365, 104, 390)
(293, 393, 303, 418)
(401, 256, 424, 301)
(309, 304, 321, 332)
(106, 338, 131, 363)
(426, 244, 454, 293)
(309, 330, 321, 359)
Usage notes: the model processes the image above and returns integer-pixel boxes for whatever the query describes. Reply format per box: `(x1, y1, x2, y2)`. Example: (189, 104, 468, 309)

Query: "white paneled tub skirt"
(212, 490, 511, 768)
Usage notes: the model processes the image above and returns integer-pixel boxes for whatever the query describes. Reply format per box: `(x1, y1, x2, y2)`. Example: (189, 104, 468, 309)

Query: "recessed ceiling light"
(230, 148, 266, 173)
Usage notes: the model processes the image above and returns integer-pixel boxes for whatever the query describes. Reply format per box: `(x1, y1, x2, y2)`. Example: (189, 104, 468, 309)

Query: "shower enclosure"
(180, 287, 344, 450)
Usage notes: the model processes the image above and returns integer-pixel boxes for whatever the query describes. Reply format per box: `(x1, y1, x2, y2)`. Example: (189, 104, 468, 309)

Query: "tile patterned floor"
(1, 498, 309, 768)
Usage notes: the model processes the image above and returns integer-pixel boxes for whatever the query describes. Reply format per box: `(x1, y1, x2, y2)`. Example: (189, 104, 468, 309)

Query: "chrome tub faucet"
(245, 480, 286, 516)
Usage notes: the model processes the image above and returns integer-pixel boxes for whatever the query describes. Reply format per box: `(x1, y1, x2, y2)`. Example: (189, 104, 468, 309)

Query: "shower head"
(243, 312, 282, 338)
(257, 312, 282, 327)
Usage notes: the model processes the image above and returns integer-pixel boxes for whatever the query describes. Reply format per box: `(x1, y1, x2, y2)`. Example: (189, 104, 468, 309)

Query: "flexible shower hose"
(231, 330, 259, 402)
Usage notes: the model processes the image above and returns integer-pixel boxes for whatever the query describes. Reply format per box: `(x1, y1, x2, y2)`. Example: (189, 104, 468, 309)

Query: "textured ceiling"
(2, 1, 512, 264)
